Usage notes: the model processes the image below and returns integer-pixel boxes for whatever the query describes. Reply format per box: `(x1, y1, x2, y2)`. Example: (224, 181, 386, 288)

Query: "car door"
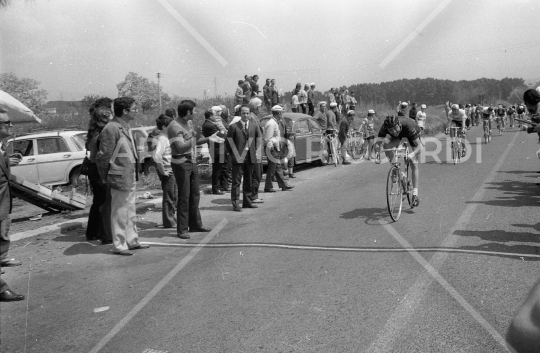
(309, 118, 324, 160)
(7, 138, 39, 183)
(34, 137, 73, 185)
(293, 118, 311, 163)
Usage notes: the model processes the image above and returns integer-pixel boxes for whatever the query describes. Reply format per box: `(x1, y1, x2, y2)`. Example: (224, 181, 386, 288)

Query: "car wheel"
(69, 167, 86, 187)
(317, 142, 329, 166)
(143, 160, 157, 175)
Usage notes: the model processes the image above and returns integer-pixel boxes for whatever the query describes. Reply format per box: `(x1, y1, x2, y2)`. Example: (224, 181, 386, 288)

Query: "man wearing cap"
(416, 104, 427, 132)
(338, 111, 355, 165)
(397, 101, 409, 117)
(308, 83, 316, 116)
(263, 105, 293, 192)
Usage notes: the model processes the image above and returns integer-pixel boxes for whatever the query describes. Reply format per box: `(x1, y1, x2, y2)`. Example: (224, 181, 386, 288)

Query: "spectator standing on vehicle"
(243, 77, 253, 104)
(152, 114, 177, 228)
(338, 111, 354, 165)
(349, 92, 358, 111)
(298, 84, 308, 114)
(96, 97, 149, 255)
(168, 100, 221, 239)
(226, 105, 261, 212)
(202, 109, 228, 195)
(308, 83, 316, 116)
(264, 105, 294, 192)
(263, 79, 272, 113)
(86, 105, 114, 244)
(235, 80, 245, 105)
(251, 75, 260, 96)
(291, 92, 300, 113)
(270, 79, 280, 106)
(328, 88, 336, 105)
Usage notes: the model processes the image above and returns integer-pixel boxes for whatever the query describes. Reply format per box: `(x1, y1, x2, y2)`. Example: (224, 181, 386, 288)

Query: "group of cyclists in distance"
(331, 100, 529, 211)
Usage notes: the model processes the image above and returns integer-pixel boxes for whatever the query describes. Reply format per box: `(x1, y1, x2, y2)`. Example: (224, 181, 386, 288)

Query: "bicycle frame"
(378, 144, 411, 221)
(449, 127, 464, 164)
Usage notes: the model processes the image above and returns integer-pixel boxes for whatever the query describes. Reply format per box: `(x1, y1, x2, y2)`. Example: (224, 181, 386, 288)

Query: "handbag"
(79, 156, 91, 176)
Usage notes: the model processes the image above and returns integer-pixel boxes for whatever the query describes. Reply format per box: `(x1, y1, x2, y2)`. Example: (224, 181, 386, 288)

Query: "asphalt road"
(1, 124, 539, 353)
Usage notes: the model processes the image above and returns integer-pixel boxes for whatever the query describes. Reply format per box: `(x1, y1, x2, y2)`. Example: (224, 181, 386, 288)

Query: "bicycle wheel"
(451, 140, 458, 164)
(386, 166, 403, 222)
(349, 138, 358, 160)
(457, 138, 462, 161)
(405, 163, 412, 206)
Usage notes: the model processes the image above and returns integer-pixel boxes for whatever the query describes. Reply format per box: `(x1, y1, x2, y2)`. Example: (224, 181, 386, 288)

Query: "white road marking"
(138, 241, 540, 259)
(367, 131, 520, 352)
(88, 218, 228, 353)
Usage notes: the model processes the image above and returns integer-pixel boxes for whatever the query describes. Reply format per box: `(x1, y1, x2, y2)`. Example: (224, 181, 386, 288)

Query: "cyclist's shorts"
(451, 120, 463, 128)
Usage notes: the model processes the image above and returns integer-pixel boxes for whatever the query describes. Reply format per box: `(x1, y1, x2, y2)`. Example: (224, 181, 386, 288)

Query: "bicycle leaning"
(347, 129, 365, 160)
(375, 143, 412, 222)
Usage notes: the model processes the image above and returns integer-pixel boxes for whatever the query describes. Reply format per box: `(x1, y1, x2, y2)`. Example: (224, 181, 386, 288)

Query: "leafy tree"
(0, 72, 48, 113)
(116, 72, 170, 113)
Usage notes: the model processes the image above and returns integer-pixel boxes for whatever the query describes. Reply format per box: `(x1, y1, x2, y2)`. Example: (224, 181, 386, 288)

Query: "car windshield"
(72, 133, 87, 151)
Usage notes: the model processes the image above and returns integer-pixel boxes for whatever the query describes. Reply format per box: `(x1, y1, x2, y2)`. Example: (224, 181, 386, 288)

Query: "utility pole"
(157, 72, 162, 111)
(203, 90, 207, 101)
(214, 76, 218, 98)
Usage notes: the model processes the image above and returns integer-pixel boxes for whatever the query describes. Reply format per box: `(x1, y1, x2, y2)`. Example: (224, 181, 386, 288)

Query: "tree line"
(347, 77, 529, 106)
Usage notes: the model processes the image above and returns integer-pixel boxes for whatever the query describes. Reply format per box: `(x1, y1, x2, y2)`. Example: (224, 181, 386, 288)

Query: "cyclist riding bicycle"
(516, 104, 526, 128)
(507, 105, 516, 127)
(481, 106, 494, 132)
(446, 104, 467, 155)
(495, 104, 506, 131)
(374, 115, 423, 208)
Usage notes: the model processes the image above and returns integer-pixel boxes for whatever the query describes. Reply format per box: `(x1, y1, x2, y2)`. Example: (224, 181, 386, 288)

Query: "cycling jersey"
(449, 109, 467, 122)
(363, 117, 375, 138)
(517, 105, 526, 114)
(377, 118, 421, 147)
(416, 111, 427, 128)
(507, 108, 515, 115)
(497, 108, 506, 116)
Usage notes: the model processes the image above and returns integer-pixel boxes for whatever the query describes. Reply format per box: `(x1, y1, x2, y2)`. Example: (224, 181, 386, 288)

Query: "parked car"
(6, 130, 87, 186)
(259, 112, 328, 166)
(131, 126, 211, 175)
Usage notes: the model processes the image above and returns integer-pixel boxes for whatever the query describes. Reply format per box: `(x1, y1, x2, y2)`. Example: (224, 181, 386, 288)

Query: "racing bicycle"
(376, 143, 412, 222)
(347, 130, 365, 160)
(447, 126, 466, 164)
(482, 119, 492, 144)
(321, 130, 339, 167)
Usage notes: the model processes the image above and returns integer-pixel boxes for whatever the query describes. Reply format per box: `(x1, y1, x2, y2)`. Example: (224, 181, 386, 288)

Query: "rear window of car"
(72, 133, 86, 151)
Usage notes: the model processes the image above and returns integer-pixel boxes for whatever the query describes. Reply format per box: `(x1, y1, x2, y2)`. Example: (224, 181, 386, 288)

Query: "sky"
(1, 0, 540, 102)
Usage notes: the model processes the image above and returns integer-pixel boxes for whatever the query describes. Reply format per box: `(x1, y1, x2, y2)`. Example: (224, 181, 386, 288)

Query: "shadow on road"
(466, 178, 540, 207)
(454, 229, 540, 261)
(339, 207, 387, 224)
(62, 242, 112, 256)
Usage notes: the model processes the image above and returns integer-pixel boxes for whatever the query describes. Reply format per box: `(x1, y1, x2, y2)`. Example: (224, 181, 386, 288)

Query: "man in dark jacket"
(409, 102, 417, 120)
(202, 110, 227, 195)
(226, 105, 261, 211)
(0, 107, 24, 301)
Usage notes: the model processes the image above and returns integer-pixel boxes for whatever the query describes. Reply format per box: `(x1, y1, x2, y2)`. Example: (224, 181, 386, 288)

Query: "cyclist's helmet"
(384, 115, 401, 129)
